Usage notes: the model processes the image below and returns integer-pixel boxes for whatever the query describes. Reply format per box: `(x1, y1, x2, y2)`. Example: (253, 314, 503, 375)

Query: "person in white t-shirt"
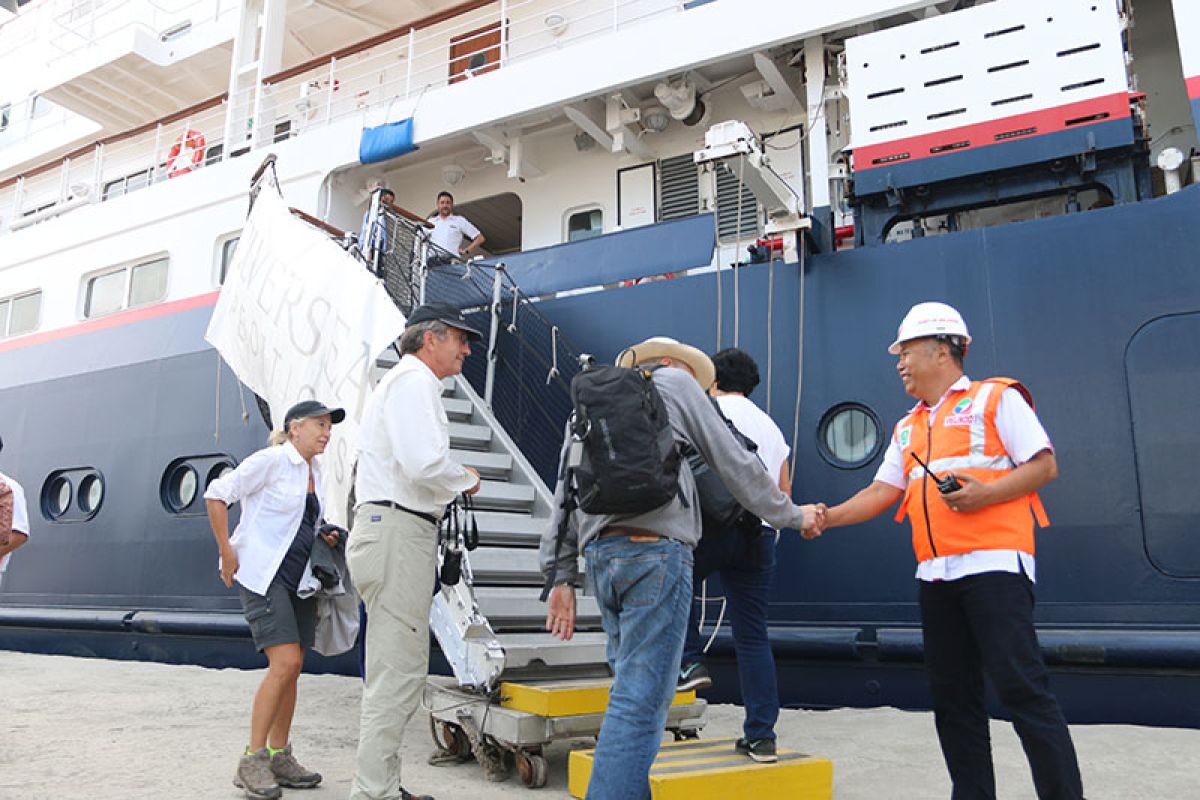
(425, 191, 485, 265)
(677, 348, 792, 764)
(0, 441, 30, 591)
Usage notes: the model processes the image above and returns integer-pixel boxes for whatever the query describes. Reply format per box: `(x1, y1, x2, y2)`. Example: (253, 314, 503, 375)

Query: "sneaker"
(677, 662, 712, 692)
(401, 789, 435, 800)
(735, 737, 778, 763)
(269, 743, 322, 789)
(234, 748, 282, 800)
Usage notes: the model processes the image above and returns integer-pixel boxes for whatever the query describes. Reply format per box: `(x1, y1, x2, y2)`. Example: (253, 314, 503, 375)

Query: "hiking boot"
(401, 789, 435, 800)
(677, 662, 712, 692)
(270, 743, 322, 788)
(734, 737, 778, 763)
(234, 748, 282, 800)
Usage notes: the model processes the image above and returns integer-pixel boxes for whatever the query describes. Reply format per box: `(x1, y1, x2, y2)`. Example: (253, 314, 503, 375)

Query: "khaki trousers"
(346, 504, 438, 800)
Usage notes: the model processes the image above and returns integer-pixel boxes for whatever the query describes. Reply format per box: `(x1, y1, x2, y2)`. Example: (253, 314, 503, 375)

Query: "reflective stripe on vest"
(893, 378, 1049, 563)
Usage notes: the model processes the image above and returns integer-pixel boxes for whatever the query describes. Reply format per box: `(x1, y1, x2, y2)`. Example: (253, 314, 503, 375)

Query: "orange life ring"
(165, 129, 206, 178)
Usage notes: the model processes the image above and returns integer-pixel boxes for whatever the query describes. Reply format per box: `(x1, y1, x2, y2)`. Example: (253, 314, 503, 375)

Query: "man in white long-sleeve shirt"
(348, 302, 482, 800)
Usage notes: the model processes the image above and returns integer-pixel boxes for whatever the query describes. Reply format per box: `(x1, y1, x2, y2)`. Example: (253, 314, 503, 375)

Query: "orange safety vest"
(893, 377, 1049, 563)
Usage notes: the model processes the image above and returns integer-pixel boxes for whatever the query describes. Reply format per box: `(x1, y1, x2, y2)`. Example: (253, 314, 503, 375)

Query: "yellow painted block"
(568, 737, 833, 800)
(499, 679, 696, 718)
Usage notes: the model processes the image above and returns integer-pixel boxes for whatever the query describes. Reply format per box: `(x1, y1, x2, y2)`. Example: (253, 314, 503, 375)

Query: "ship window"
(78, 473, 104, 514)
(566, 208, 603, 242)
(217, 235, 240, 285)
(45, 475, 73, 519)
(166, 464, 198, 512)
(29, 94, 50, 119)
(206, 462, 234, 487)
(102, 168, 152, 200)
(162, 455, 236, 515)
(83, 256, 169, 318)
(0, 290, 41, 337)
(817, 403, 883, 469)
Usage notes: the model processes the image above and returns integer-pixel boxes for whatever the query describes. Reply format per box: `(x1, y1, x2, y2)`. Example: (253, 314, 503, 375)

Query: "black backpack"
(540, 362, 682, 599)
(681, 398, 764, 539)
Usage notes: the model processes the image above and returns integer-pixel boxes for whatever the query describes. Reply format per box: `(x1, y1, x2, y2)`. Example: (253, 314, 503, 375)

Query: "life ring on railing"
(165, 129, 206, 178)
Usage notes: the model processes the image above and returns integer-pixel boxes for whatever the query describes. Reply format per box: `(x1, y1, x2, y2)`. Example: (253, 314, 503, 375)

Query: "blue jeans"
(682, 527, 779, 742)
(584, 536, 693, 800)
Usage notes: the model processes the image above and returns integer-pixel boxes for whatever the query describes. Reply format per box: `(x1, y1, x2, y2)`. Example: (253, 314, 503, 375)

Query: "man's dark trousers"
(682, 527, 779, 742)
(919, 569, 1083, 800)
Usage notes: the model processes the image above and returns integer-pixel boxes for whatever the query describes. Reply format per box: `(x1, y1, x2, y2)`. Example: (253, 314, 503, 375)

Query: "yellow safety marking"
(499, 679, 696, 718)
(568, 738, 833, 800)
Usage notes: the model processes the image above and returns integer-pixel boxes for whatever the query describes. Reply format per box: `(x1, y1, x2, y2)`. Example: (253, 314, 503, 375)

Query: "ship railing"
(365, 201, 581, 485)
(0, 0, 689, 232)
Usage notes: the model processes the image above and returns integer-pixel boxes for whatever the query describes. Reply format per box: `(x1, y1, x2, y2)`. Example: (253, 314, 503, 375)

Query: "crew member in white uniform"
(425, 190, 484, 265)
(0, 436, 30, 591)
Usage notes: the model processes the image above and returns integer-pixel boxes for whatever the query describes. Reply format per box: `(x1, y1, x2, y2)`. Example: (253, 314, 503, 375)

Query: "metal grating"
(715, 161, 760, 241)
(846, 0, 1129, 157)
(658, 153, 700, 221)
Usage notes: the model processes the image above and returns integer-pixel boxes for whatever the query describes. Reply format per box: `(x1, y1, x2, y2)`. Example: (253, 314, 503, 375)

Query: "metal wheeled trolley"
(426, 675, 707, 789)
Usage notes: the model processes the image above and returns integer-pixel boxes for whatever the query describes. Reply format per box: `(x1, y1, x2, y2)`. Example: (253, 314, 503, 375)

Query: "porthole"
(817, 403, 884, 469)
(78, 473, 105, 514)
(206, 462, 234, 488)
(45, 475, 73, 518)
(166, 464, 198, 512)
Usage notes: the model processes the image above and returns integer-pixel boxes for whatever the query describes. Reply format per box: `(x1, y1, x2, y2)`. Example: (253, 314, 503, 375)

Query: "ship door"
(1125, 313, 1200, 577)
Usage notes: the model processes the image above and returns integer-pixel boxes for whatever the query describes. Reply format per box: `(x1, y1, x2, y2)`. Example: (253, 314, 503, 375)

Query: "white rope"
(789, 243, 806, 480)
(710, 166, 722, 351)
(732, 157, 745, 348)
(766, 246, 776, 415)
(546, 326, 560, 385)
(213, 351, 222, 442)
(694, 578, 728, 656)
(702, 596, 727, 655)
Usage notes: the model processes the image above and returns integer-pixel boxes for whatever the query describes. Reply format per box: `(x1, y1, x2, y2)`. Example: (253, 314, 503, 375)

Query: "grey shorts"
(238, 578, 317, 652)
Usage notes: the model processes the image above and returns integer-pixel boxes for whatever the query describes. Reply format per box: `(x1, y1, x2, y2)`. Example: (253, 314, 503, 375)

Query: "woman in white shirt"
(205, 400, 344, 800)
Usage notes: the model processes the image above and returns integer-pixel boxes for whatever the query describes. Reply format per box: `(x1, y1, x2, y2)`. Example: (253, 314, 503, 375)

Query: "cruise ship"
(3, 0, 1200, 730)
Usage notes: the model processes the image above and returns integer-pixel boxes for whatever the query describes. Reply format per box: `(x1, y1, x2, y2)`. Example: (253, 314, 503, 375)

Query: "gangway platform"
(426, 675, 707, 789)
(569, 736, 834, 799)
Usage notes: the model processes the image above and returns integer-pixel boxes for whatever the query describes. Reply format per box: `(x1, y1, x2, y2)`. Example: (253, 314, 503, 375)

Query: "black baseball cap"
(406, 302, 483, 341)
(284, 400, 346, 428)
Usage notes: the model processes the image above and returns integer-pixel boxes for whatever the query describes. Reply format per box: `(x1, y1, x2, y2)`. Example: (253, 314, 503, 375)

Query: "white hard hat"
(888, 302, 971, 355)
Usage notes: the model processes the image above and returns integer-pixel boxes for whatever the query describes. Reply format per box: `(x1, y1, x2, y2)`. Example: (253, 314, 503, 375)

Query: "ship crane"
(693, 120, 810, 263)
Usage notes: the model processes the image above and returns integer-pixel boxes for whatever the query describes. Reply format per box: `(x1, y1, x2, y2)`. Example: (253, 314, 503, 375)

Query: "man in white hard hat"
(813, 302, 1083, 800)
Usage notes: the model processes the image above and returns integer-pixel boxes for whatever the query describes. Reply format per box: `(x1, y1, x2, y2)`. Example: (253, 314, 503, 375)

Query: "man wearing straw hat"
(541, 336, 819, 800)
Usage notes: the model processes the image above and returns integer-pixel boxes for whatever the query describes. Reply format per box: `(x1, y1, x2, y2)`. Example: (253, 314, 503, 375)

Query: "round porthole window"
(166, 464, 198, 512)
(78, 473, 105, 514)
(206, 462, 233, 488)
(817, 403, 884, 469)
(45, 475, 73, 519)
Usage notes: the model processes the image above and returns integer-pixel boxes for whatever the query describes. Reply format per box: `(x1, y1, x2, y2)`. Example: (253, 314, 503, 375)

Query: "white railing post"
(151, 122, 163, 182)
(612, 0, 619, 32)
(405, 27, 416, 98)
(484, 263, 505, 408)
(8, 177, 25, 231)
(325, 57, 337, 124)
(499, 0, 508, 66)
(59, 157, 70, 204)
(93, 143, 104, 201)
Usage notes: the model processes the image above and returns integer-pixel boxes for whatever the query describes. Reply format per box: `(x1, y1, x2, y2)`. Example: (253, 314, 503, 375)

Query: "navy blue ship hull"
(4, 185, 1200, 726)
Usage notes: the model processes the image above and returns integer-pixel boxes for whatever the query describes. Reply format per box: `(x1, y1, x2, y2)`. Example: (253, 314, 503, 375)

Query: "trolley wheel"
(430, 716, 471, 759)
(515, 750, 549, 789)
(672, 728, 701, 741)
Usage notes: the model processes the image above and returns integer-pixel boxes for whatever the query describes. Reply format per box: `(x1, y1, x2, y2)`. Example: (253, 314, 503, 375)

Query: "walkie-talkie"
(910, 452, 962, 494)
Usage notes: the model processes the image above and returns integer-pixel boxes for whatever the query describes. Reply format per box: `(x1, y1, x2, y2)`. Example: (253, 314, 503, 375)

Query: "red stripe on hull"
(1187, 75, 1200, 101)
(0, 290, 220, 354)
(854, 92, 1132, 171)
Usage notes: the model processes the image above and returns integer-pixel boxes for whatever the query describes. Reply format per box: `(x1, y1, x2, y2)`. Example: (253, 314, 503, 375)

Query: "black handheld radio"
(910, 452, 962, 494)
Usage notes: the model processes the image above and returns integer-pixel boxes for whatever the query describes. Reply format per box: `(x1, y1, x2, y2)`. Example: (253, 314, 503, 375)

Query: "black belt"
(361, 500, 441, 526)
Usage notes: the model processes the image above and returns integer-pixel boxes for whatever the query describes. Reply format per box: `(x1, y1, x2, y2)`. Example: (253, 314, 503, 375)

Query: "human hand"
(219, 547, 239, 588)
(940, 473, 991, 513)
(799, 503, 825, 539)
(545, 583, 577, 641)
(463, 467, 482, 496)
(318, 523, 345, 548)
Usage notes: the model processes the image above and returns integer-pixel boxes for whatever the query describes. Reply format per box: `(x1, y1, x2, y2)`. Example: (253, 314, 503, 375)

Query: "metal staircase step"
(496, 631, 609, 673)
(449, 421, 492, 450)
(473, 480, 535, 512)
(467, 546, 544, 585)
(473, 511, 545, 545)
(442, 397, 473, 421)
(441, 377, 455, 395)
(475, 587, 601, 630)
(451, 450, 513, 480)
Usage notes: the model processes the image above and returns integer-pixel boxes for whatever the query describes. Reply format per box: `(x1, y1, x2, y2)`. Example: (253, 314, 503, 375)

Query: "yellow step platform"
(499, 678, 696, 718)
(568, 737, 833, 799)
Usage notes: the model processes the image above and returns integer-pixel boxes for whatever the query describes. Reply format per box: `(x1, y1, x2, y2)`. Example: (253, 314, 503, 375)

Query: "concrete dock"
(2, 650, 1196, 799)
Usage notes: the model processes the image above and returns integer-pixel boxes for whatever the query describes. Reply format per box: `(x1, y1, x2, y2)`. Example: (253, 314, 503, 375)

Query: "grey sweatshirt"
(539, 366, 809, 585)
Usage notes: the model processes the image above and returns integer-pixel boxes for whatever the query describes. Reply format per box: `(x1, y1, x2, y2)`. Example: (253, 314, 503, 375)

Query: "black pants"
(919, 571, 1083, 800)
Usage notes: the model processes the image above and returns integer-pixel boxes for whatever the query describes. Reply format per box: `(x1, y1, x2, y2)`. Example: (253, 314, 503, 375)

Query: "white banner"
(205, 187, 405, 526)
